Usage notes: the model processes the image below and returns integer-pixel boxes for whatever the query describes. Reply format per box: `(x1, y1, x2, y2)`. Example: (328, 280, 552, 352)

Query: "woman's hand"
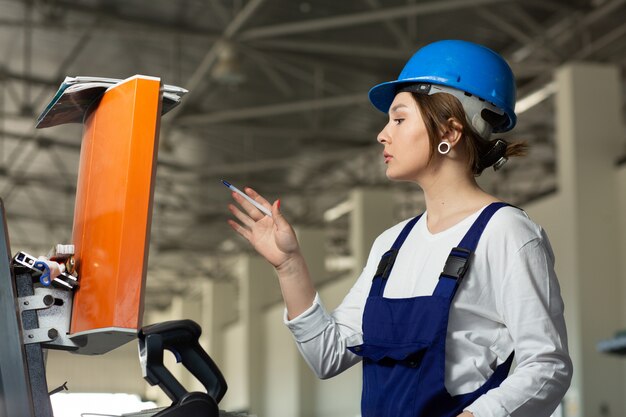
(457, 412, 474, 417)
(227, 186, 317, 318)
(227, 187, 299, 268)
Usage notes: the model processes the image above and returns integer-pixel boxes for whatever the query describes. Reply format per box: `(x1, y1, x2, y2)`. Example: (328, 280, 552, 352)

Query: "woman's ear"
(443, 117, 464, 147)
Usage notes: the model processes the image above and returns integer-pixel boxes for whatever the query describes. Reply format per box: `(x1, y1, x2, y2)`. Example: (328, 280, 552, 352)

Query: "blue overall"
(348, 202, 514, 417)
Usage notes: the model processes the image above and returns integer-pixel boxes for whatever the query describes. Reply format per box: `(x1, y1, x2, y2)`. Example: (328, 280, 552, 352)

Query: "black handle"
(138, 319, 227, 404)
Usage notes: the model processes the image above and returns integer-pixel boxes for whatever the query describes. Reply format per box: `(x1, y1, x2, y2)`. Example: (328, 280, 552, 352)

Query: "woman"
(227, 40, 572, 417)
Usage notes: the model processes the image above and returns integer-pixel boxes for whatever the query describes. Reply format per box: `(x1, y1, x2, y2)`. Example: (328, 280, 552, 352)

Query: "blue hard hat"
(369, 40, 517, 132)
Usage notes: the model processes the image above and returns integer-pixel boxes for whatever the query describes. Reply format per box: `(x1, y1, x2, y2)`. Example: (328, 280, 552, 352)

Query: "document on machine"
(35, 75, 188, 128)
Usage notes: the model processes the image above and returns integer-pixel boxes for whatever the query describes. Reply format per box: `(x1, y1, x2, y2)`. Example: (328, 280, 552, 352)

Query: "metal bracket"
(17, 287, 79, 350)
(23, 327, 59, 345)
(18, 294, 55, 313)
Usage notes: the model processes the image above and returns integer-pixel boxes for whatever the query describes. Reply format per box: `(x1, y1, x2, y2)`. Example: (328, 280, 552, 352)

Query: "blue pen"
(222, 180, 273, 217)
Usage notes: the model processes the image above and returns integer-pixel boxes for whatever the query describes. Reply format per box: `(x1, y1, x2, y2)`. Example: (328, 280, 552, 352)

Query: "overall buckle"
(374, 249, 398, 280)
(441, 247, 472, 280)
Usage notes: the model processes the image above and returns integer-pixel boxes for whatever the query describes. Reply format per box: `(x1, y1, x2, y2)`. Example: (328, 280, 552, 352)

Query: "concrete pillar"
(263, 295, 319, 417)
(251, 226, 323, 417)
(292, 227, 325, 417)
(350, 187, 395, 266)
(201, 265, 244, 411)
(555, 62, 624, 417)
(297, 226, 327, 288)
(219, 255, 276, 413)
(243, 256, 275, 415)
(620, 167, 626, 321)
(199, 278, 238, 364)
(311, 187, 395, 417)
(219, 226, 325, 417)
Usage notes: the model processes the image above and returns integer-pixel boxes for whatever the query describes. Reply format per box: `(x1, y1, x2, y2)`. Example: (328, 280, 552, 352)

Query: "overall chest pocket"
(360, 295, 450, 346)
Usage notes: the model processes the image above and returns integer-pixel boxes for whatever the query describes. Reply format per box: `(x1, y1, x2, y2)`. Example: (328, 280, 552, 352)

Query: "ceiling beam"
(178, 93, 367, 125)
(249, 39, 409, 60)
(247, 49, 350, 94)
(475, 8, 559, 61)
(236, 45, 294, 98)
(573, 21, 626, 60)
(166, 0, 266, 121)
(363, 0, 411, 50)
(0, 67, 61, 87)
(198, 145, 375, 178)
(31, 24, 97, 107)
(0, 130, 80, 150)
(0, 0, 222, 40)
(249, 39, 552, 78)
(237, 0, 513, 41)
(501, 0, 626, 113)
(182, 124, 375, 139)
(0, 170, 74, 193)
(6, 210, 70, 225)
(509, 0, 625, 62)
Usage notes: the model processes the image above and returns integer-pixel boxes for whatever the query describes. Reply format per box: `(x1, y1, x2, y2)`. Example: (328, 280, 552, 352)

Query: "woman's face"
(377, 92, 434, 182)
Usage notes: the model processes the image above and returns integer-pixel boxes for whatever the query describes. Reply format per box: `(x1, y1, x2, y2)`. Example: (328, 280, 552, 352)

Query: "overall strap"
(434, 202, 510, 299)
(370, 214, 423, 297)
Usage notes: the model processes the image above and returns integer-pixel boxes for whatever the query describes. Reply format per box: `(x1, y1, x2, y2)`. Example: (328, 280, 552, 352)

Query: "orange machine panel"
(70, 76, 161, 350)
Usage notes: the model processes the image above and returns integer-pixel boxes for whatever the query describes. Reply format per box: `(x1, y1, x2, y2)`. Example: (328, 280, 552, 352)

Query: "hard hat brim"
(368, 79, 417, 114)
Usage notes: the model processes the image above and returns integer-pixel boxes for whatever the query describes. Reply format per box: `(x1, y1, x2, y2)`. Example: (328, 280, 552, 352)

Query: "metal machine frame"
(0, 201, 53, 417)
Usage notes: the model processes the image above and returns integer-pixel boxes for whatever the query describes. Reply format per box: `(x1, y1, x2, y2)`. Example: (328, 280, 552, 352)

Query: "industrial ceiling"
(1, 0, 625, 310)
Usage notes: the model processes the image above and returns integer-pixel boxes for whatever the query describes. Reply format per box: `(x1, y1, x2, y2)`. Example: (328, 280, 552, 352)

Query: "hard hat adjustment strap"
(479, 139, 508, 171)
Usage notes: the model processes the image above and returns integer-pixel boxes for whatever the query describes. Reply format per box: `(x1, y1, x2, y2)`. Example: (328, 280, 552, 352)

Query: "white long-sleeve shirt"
(284, 206, 572, 417)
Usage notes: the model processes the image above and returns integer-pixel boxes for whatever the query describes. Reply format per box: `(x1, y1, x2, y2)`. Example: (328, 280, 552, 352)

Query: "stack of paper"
(36, 75, 188, 129)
